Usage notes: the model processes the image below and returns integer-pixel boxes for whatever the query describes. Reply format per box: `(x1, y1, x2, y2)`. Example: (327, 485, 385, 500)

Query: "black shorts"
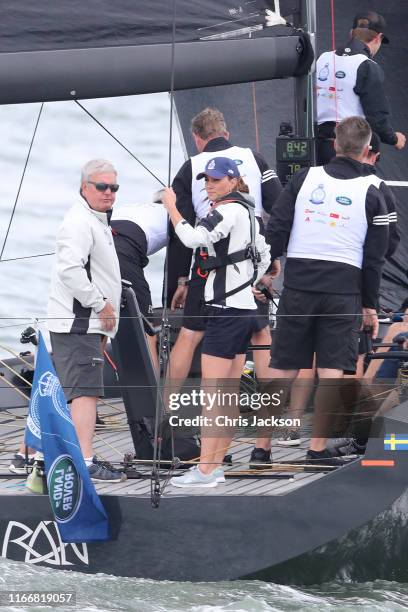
(50, 332, 104, 402)
(252, 299, 270, 333)
(201, 307, 257, 359)
(183, 253, 269, 333)
(270, 288, 361, 372)
(112, 224, 154, 336)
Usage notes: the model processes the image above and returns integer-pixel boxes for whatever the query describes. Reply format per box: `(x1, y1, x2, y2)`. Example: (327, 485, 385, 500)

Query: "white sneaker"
(213, 467, 225, 483)
(276, 430, 301, 447)
(170, 466, 219, 488)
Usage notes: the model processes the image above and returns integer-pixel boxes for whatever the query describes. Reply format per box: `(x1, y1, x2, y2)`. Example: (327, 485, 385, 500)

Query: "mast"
(294, 0, 316, 141)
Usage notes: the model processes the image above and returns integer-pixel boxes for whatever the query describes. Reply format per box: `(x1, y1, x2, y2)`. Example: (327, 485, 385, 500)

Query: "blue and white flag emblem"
(25, 332, 110, 542)
(384, 434, 408, 451)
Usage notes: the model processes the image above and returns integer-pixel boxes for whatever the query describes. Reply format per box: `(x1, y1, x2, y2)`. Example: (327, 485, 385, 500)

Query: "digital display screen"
(276, 138, 312, 161)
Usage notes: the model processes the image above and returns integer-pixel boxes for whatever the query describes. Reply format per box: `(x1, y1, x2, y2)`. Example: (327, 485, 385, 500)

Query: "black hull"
(2, 403, 408, 582)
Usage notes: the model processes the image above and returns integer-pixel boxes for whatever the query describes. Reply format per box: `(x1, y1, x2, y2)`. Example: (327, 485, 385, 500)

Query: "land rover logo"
(335, 70, 346, 78)
(48, 455, 82, 523)
(336, 196, 352, 205)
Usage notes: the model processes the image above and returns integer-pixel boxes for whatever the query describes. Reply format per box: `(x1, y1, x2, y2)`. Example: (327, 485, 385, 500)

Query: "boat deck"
(0, 399, 328, 498)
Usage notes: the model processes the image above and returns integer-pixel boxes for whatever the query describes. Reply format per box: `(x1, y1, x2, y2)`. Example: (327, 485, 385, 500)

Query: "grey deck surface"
(0, 400, 327, 498)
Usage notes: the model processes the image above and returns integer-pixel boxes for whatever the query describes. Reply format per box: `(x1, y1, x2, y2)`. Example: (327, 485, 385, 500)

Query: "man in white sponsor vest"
(166, 107, 282, 392)
(316, 11, 406, 164)
(252, 117, 390, 466)
(264, 129, 401, 455)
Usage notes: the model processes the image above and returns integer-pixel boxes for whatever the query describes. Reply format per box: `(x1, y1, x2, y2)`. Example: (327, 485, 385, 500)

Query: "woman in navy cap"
(162, 156, 270, 488)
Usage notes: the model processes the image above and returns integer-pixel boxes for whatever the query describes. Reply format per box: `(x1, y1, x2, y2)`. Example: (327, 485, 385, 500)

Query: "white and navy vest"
(190, 146, 263, 219)
(316, 51, 372, 124)
(287, 166, 378, 269)
(111, 202, 168, 255)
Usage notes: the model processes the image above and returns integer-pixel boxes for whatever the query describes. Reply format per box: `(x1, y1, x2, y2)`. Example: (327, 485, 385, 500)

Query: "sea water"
(1, 557, 408, 611)
(0, 94, 406, 609)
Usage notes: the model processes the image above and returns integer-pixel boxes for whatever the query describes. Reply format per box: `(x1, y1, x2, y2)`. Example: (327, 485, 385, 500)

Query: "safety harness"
(196, 191, 261, 305)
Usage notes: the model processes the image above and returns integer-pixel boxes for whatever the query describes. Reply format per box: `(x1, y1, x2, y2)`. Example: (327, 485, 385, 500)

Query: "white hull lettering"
(1, 521, 88, 566)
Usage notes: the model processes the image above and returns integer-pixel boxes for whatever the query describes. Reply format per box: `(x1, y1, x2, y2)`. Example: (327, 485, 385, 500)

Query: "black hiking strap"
(205, 246, 260, 305)
(200, 248, 249, 271)
(205, 277, 255, 305)
(203, 194, 260, 306)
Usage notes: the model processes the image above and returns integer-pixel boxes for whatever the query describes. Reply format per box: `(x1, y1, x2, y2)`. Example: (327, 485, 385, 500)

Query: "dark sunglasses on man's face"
(87, 181, 119, 193)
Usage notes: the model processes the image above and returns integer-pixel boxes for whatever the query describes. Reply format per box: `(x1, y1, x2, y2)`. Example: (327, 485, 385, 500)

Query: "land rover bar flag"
(25, 331, 111, 542)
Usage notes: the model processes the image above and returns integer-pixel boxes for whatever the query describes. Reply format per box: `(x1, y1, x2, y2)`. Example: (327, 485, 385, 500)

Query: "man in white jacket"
(46, 159, 125, 482)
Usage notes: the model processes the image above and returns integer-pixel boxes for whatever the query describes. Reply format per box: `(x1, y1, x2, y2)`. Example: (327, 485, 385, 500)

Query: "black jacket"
(362, 163, 400, 259)
(265, 156, 389, 309)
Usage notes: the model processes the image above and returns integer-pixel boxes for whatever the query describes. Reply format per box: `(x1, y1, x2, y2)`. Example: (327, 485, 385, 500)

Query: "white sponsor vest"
(316, 51, 371, 124)
(111, 202, 168, 255)
(287, 166, 377, 268)
(190, 146, 263, 218)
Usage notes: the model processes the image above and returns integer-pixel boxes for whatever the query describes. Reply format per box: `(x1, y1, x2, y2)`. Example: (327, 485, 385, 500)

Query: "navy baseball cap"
(196, 157, 240, 180)
(352, 11, 389, 44)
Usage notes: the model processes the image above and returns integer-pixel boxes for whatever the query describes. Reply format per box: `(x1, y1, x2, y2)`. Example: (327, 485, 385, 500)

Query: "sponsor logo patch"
(336, 196, 352, 206)
(318, 63, 329, 81)
(335, 70, 346, 78)
(310, 184, 326, 205)
(48, 455, 83, 523)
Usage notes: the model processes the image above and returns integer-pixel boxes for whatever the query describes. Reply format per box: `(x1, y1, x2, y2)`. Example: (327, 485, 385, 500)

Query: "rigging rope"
(150, 0, 179, 508)
(0, 252, 54, 264)
(330, 0, 339, 126)
(0, 103, 44, 261)
(251, 83, 261, 153)
(74, 100, 166, 188)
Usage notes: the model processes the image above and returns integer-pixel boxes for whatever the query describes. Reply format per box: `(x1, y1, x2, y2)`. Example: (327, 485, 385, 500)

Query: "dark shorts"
(183, 253, 269, 333)
(201, 307, 257, 359)
(251, 299, 270, 333)
(270, 288, 361, 372)
(112, 222, 154, 336)
(50, 332, 104, 402)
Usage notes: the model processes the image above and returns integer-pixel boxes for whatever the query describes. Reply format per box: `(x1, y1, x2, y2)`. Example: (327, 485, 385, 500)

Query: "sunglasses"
(87, 181, 119, 193)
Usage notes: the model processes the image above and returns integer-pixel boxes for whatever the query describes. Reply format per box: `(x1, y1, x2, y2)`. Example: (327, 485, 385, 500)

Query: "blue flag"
(25, 331, 111, 542)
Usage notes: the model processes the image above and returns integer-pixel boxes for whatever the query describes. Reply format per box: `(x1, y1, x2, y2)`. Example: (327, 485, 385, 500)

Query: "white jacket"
(47, 200, 122, 337)
(175, 195, 270, 309)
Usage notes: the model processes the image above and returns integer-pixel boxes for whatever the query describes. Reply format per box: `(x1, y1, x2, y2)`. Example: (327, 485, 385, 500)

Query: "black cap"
(352, 11, 389, 44)
(369, 132, 381, 154)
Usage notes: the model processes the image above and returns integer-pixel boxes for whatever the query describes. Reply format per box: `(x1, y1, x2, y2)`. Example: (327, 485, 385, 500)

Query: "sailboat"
(1, 0, 408, 583)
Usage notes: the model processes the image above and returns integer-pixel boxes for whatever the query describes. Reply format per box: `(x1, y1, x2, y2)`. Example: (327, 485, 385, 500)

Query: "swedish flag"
(384, 434, 408, 451)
